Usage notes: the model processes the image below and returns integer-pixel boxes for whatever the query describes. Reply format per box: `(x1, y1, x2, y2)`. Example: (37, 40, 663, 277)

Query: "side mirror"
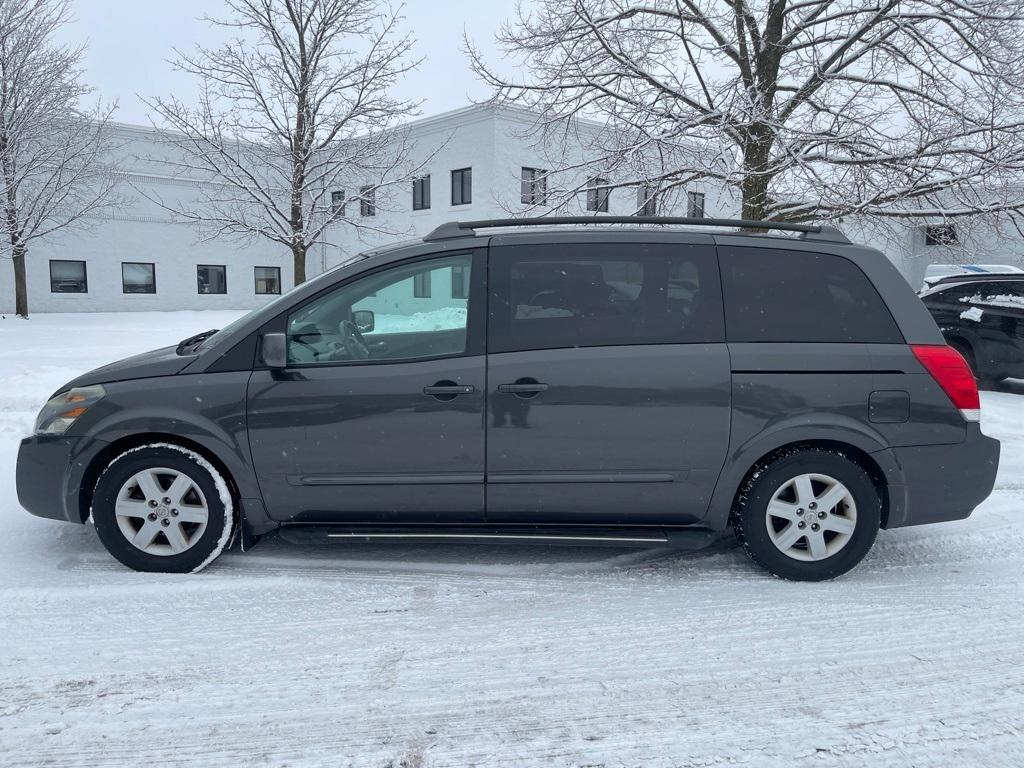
(261, 332, 287, 369)
(352, 309, 375, 334)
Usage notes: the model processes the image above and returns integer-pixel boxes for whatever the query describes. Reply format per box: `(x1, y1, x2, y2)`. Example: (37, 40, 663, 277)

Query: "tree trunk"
(12, 242, 27, 317)
(740, 133, 774, 222)
(292, 242, 307, 286)
(740, 174, 771, 221)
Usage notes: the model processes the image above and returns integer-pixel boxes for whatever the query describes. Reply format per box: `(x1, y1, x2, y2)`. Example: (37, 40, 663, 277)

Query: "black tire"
(734, 449, 881, 581)
(92, 444, 234, 573)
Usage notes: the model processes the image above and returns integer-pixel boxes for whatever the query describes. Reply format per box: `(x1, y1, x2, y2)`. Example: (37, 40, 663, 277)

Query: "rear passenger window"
(965, 281, 1024, 309)
(489, 243, 723, 353)
(720, 247, 903, 343)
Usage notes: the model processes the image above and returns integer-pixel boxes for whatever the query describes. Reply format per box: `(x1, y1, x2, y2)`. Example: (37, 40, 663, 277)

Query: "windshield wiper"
(176, 329, 219, 355)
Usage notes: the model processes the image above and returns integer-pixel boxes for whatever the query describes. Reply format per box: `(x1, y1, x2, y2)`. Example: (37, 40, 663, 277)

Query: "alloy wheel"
(114, 467, 210, 556)
(765, 472, 858, 562)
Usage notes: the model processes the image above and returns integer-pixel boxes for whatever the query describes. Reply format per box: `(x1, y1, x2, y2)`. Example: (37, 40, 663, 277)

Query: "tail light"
(911, 344, 980, 422)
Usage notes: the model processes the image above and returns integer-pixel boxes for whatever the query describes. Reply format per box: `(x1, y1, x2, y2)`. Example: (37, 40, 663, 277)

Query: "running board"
(276, 525, 719, 550)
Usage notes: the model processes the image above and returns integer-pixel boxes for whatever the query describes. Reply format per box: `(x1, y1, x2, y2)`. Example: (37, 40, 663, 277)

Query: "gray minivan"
(16, 218, 1000, 580)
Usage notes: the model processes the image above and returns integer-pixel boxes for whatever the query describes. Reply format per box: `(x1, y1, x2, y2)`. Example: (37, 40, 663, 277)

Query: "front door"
(485, 240, 732, 525)
(247, 251, 487, 524)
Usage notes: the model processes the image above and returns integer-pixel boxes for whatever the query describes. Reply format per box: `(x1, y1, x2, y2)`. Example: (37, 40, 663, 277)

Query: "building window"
(255, 266, 281, 295)
(586, 177, 610, 212)
(413, 270, 431, 298)
(122, 262, 156, 294)
(637, 186, 657, 216)
(197, 264, 227, 294)
(451, 167, 472, 206)
(359, 186, 376, 217)
(521, 167, 547, 205)
(925, 224, 958, 246)
(687, 191, 706, 219)
(49, 260, 87, 293)
(331, 189, 345, 215)
(412, 175, 431, 210)
(451, 264, 469, 299)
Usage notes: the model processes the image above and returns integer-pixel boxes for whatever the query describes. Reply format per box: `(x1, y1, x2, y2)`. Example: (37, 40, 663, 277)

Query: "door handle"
(498, 379, 549, 398)
(423, 383, 475, 398)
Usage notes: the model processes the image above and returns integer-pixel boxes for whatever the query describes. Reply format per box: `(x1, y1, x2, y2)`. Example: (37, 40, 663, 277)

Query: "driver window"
(286, 255, 472, 365)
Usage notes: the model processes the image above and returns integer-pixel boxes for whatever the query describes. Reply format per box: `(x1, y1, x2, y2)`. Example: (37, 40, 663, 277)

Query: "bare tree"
(470, 1, 1024, 229)
(0, 0, 119, 317)
(147, 0, 422, 286)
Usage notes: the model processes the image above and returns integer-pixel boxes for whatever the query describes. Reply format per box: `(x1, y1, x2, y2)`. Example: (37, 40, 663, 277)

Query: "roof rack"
(423, 216, 850, 244)
(924, 272, 1024, 288)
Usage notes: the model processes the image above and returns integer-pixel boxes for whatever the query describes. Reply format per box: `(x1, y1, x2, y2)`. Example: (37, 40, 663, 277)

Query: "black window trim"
(413, 269, 432, 298)
(197, 263, 228, 295)
(586, 177, 610, 212)
(258, 249, 487, 370)
(49, 259, 88, 294)
(687, 190, 706, 219)
(359, 185, 376, 217)
(412, 175, 431, 211)
(521, 166, 548, 206)
(451, 263, 470, 300)
(330, 189, 346, 216)
(451, 167, 472, 206)
(636, 185, 657, 216)
(121, 261, 157, 295)
(254, 265, 282, 295)
(924, 223, 958, 247)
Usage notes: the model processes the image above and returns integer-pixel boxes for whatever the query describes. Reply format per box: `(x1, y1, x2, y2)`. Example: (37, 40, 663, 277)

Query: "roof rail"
(423, 216, 850, 244)
(924, 271, 1024, 289)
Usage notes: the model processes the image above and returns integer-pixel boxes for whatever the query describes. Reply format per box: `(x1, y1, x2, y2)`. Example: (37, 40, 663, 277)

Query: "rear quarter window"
(719, 247, 904, 343)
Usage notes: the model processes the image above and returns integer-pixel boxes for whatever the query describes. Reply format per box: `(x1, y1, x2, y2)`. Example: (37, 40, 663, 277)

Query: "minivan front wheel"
(735, 450, 880, 581)
(92, 444, 234, 573)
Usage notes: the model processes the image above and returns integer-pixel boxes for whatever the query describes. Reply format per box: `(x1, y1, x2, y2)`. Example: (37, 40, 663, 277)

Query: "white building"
(0, 121, 293, 315)
(1, 103, 1021, 314)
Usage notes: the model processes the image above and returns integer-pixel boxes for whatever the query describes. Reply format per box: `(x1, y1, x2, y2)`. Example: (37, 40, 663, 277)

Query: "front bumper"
(882, 423, 1000, 528)
(16, 435, 108, 524)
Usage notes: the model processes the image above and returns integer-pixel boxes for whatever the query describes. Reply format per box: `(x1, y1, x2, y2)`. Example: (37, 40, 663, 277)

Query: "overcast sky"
(60, 0, 522, 126)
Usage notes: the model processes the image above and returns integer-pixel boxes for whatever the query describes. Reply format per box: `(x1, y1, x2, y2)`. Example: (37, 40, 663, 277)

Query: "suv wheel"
(734, 450, 880, 581)
(92, 444, 234, 573)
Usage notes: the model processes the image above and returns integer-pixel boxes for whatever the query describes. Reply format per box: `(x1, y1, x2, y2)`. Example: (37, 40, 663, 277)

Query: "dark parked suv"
(16, 217, 1000, 580)
(919, 273, 1024, 385)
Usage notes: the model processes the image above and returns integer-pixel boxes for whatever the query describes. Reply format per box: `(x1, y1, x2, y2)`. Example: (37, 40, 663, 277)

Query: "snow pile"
(373, 306, 467, 333)
(960, 306, 984, 322)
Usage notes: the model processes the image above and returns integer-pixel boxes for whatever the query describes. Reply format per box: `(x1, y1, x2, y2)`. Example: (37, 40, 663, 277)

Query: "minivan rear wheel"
(92, 444, 234, 573)
(734, 450, 880, 581)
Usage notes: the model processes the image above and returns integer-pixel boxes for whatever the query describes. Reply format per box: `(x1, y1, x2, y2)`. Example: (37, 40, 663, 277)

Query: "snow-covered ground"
(1, 311, 1023, 767)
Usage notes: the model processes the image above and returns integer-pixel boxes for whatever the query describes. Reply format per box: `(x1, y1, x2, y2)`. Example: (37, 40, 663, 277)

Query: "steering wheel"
(288, 334, 322, 363)
(336, 319, 369, 360)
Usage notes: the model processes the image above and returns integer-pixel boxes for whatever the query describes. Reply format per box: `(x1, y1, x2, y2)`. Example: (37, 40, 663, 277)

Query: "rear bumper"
(881, 423, 1000, 528)
(16, 435, 108, 524)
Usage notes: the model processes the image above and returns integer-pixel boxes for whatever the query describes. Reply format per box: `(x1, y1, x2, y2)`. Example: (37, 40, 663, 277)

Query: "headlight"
(34, 385, 105, 435)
